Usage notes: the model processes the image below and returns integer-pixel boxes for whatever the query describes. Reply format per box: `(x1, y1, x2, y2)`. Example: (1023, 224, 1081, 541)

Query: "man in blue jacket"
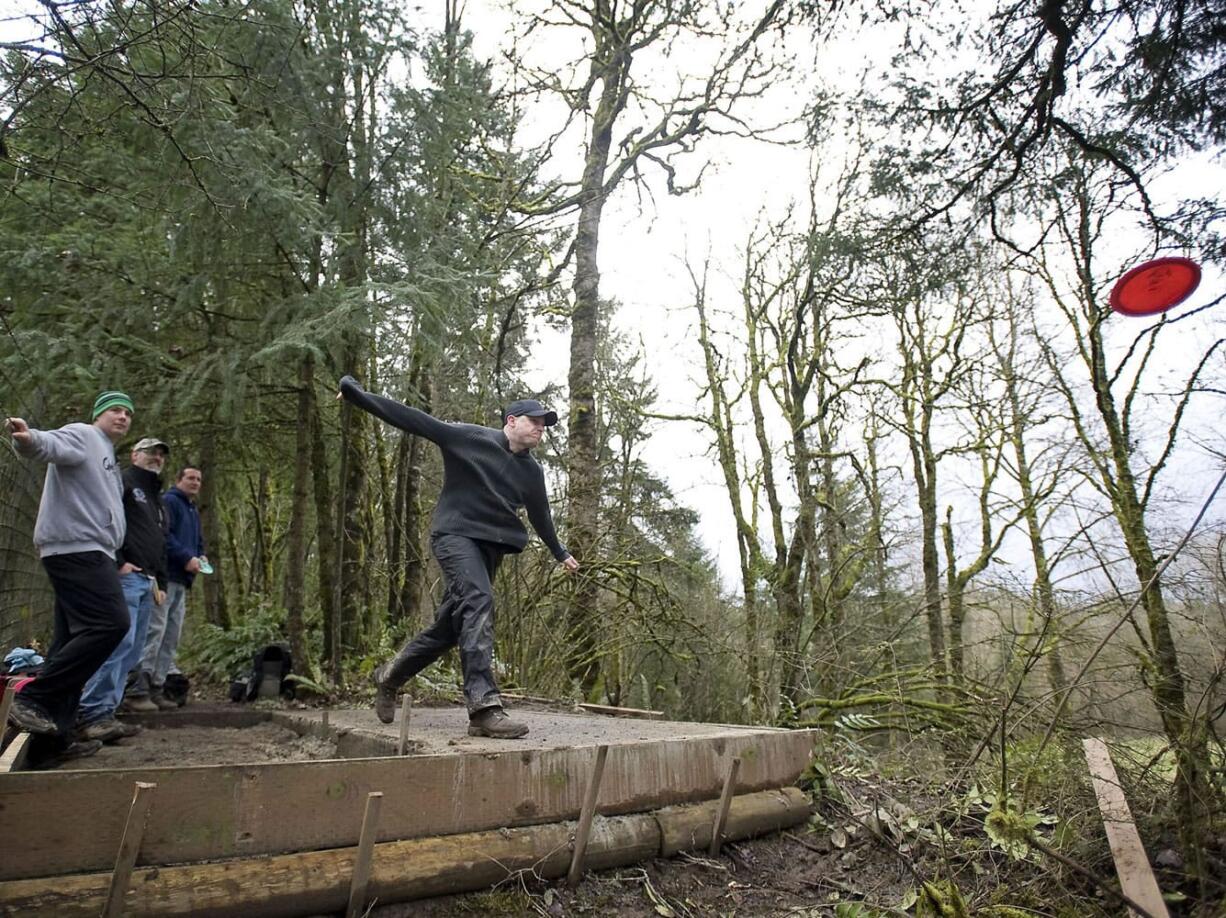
(4, 391, 133, 754)
(126, 464, 205, 710)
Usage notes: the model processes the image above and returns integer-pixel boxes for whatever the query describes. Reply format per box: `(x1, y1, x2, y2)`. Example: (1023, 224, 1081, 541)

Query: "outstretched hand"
(6, 417, 31, 446)
(561, 555, 580, 573)
(336, 374, 358, 401)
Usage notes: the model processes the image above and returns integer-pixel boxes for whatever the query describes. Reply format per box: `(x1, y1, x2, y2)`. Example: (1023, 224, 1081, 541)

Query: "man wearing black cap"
(4, 391, 134, 759)
(338, 375, 579, 738)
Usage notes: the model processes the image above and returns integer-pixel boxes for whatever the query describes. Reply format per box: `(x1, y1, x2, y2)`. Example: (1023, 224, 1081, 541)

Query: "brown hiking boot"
(150, 691, 178, 711)
(76, 719, 127, 743)
(120, 695, 159, 713)
(467, 707, 529, 739)
(371, 664, 397, 724)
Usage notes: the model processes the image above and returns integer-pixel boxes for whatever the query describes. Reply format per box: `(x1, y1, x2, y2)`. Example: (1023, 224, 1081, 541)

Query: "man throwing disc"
(338, 376, 579, 739)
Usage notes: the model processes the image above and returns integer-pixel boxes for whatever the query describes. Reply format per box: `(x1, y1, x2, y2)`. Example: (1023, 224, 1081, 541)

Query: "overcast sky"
(460, 1, 1226, 590)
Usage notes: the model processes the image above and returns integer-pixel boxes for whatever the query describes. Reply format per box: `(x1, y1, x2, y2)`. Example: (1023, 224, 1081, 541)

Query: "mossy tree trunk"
(1036, 165, 1221, 884)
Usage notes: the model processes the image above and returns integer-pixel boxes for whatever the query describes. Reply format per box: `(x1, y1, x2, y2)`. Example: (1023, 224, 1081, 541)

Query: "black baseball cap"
(504, 398, 558, 427)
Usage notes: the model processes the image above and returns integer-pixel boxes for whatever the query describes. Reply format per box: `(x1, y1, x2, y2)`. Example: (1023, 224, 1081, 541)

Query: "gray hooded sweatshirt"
(17, 422, 125, 558)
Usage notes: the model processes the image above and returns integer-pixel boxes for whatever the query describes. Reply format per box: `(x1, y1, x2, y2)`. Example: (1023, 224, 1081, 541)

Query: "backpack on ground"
(162, 672, 190, 706)
(230, 643, 294, 702)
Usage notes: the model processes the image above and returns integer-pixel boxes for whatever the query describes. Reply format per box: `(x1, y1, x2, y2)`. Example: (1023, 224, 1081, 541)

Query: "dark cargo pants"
(384, 532, 506, 714)
(22, 551, 129, 739)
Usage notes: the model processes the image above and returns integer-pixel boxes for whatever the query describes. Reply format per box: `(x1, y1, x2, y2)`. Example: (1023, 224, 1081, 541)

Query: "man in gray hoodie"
(5, 391, 134, 749)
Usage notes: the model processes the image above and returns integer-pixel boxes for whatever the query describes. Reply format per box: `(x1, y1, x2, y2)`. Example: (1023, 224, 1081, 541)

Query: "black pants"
(22, 551, 129, 738)
(385, 533, 506, 714)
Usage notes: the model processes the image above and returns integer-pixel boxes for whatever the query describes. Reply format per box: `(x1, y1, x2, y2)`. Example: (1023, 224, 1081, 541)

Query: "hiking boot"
(32, 739, 102, 769)
(76, 719, 127, 743)
(371, 664, 397, 724)
(7, 699, 57, 735)
(467, 707, 529, 739)
(150, 691, 178, 711)
(120, 695, 159, 713)
(112, 719, 143, 738)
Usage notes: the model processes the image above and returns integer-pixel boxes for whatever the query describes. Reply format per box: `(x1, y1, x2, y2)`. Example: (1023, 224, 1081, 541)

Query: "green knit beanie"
(92, 390, 135, 420)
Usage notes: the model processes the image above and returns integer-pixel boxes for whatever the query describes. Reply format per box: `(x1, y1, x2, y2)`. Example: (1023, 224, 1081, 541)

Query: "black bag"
(162, 672, 190, 706)
(245, 643, 294, 701)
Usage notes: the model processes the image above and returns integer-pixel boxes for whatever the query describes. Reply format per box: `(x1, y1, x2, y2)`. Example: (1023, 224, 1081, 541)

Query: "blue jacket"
(163, 486, 205, 587)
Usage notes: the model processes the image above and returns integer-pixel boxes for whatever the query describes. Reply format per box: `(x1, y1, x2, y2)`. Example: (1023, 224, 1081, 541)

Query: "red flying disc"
(1109, 256, 1202, 316)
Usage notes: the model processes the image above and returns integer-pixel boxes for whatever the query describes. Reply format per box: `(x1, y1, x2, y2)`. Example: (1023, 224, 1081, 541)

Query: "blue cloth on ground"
(4, 647, 45, 674)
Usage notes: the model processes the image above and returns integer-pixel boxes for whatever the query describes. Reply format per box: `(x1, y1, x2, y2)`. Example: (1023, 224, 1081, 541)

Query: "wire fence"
(0, 391, 52, 652)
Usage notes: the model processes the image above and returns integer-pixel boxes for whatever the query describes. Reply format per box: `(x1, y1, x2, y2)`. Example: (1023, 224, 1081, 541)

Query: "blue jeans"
(140, 581, 187, 689)
(77, 571, 154, 725)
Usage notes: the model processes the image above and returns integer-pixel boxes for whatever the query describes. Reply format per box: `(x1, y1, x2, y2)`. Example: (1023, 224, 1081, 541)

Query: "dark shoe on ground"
(120, 695, 159, 713)
(150, 691, 178, 711)
(112, 719, 143, 738)
(7, 699, 57, 735)
(32, 738, 103, 769)
(76, 718, 127, 743)
(372, 664, 398, 724)
(467, 707, 529, 739)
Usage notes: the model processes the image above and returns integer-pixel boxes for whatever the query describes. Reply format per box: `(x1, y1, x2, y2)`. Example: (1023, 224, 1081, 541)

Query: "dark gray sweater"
(340, 376, 568, 559)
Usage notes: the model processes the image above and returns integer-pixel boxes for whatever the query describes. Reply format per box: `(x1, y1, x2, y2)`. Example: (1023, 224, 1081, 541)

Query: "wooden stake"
(0, 679, 14, 737)
(321, 710, 330, 728)
(567, 745, 609, 888)
(397, 696, 412, 756)
(0, 682, 22, 772)
(1083, 738, 1170, 918)
(0, 733, 30, 773)
(345, 791, 384, 918)
(709, 756, 742, 856)
(103, 782, 157, 918)
(577, 702, 664, 720)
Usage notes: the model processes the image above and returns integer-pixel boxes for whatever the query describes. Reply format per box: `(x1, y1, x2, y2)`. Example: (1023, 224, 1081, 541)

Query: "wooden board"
(0, 727, 816, 880)
(117, 708, 271, 730)
(0, 788, 810, 917)
(1082, 738, 1170, 918)
(660, 786, 808, 856)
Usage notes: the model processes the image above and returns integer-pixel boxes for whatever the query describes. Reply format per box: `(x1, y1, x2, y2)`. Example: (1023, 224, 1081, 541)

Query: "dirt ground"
(67, 721, 339, 770)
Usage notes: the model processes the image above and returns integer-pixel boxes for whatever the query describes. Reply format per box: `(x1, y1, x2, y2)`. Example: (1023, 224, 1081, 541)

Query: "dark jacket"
(339, 376, 569, 559)
(117, 465, 168, 589)
(164, 486, 205, 587)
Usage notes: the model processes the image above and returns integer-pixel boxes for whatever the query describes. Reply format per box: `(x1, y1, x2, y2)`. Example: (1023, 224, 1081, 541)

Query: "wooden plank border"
(0, 727, 816, 881)
(0, 788, 812, 918)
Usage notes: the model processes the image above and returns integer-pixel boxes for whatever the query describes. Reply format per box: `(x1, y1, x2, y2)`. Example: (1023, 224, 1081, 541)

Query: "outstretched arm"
(337, 375, 459, 445)
(7, 418, 92, 464)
